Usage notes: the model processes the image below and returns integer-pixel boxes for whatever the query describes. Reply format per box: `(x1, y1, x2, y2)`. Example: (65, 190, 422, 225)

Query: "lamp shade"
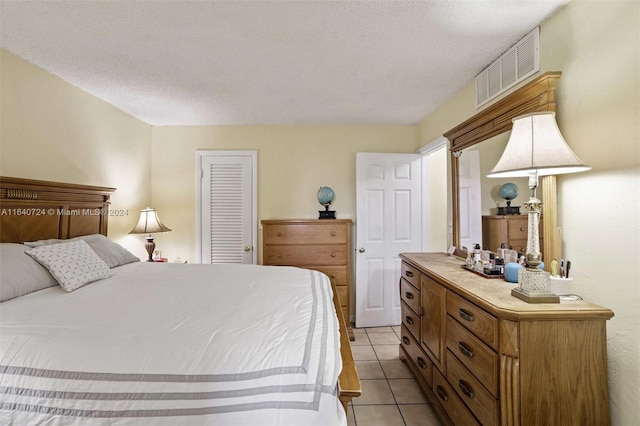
(129, 207, 172, 234)
(487, 112, 591, 178)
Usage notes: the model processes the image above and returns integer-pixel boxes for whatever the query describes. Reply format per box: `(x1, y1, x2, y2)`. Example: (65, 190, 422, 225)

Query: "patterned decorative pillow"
(24, 234, 139, 268)
(26, 240, 113, 292)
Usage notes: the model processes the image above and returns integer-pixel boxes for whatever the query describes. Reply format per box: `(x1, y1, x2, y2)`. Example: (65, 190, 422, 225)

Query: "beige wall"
(0, 50, 152, 258)
(150, 125, 417, 263)
(417, 1, 640, 423)
(2, 0, 638, 420)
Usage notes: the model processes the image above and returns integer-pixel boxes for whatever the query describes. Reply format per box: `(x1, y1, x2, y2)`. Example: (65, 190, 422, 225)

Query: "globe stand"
(319, 205, 336, 219)
(498, 200, 520, 215)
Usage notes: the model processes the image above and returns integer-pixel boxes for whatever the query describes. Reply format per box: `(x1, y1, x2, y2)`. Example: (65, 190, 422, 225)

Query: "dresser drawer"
(447, 291, 498, 350)
(432, 368, 480, 426)
(263, 245, 347, 266)
(446, 350, 499, 426)
(507, 217, 528, 240)
(263, 223, 348, 245)
(401, 325, 432, 386)
(446, 316, 499, 396)
(308, 266, 348, 286)
(401, 261, 420, 290)
(508, 239, 528, 254)
(401, 301, 420, 340)
(400, 278, 420, 315)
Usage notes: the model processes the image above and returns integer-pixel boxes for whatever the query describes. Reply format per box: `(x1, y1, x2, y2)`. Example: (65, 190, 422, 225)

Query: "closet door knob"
(358, 247, 365, 253)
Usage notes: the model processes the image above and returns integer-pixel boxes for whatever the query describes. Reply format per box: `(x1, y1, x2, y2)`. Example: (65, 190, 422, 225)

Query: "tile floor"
(346, 326, 442, 426)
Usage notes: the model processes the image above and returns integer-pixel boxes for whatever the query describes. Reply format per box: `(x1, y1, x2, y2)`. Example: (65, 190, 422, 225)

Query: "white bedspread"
(0, 263, 345, 426)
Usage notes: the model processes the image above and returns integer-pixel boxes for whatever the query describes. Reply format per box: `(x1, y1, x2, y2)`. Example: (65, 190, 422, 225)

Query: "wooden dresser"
(482, 215, 543, 254)
(262, 219, 353, 338)
(399, 252, 613, 426)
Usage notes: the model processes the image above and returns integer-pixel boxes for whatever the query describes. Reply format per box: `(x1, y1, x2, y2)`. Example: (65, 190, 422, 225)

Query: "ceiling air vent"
(476, 27, 540, 107)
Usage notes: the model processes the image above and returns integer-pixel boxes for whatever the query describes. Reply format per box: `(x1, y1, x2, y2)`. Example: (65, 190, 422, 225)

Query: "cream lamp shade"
(129, 207, 171, 261)
(487, 112, 591, 178)
(129, 207, 172, 235)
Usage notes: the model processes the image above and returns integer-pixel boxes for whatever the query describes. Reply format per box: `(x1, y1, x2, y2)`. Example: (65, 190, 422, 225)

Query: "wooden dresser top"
(400, 252, 613, 321)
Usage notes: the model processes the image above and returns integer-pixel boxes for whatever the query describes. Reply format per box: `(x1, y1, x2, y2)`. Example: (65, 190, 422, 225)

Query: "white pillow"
(25, 234, 139, 268)
(26, 240, 113, 292)
(0, 243, 59, 302)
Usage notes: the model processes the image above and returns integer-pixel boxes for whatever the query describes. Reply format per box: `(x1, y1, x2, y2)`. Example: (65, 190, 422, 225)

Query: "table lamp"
(487, 112, 590, 303)
(129, 207, 172, 262)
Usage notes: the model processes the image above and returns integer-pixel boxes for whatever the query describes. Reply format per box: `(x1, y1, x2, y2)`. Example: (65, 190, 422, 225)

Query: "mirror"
(456, 132, 536, 250)
(444, 72, 563, 268)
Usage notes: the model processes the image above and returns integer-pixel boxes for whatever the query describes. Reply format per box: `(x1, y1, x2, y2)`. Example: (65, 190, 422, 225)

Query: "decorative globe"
(499, 182, 519, 202)
(317, 186, 335, 207)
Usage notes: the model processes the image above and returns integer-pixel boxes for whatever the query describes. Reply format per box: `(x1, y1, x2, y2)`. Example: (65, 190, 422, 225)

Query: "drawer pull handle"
(417, 357, 427, 369)
(405, 316, 414, 325)
(520, 227, 525, 231)
(331, 252, 337, 257)
(402, 336, 410, 345)
(457, 342, 474, 358)
(405, 292, 414, 300)
(331, 231, 336, 236)
(405, 270, 414, 278)
(277, 253, 283, 258)
(331, 274, 336, 278)
(435, 385, 448, 402)
(458, 308, 475, 322)
(458, 380, 475, 399)
(277, 231, 282, 236)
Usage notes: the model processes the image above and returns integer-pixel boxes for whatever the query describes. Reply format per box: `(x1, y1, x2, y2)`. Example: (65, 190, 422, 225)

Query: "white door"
(196, 151, 257, 264)
(458, 149, 482, 251)
(356, 153, 422, 328)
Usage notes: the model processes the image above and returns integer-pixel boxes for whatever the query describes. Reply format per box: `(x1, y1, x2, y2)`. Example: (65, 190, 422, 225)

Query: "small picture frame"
(153, 250, 162, 260)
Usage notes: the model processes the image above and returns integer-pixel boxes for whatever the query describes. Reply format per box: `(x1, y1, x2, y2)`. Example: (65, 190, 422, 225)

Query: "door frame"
(195, 150, 258, 264)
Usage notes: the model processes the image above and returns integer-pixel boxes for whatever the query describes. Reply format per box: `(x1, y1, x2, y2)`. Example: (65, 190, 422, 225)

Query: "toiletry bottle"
(473, 243, 481, 261)
(497, 243, 506, 260)
(550, 259, 559, 277)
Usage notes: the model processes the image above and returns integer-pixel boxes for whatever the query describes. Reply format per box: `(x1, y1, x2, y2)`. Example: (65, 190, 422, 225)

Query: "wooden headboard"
(0, 177, 115, 243)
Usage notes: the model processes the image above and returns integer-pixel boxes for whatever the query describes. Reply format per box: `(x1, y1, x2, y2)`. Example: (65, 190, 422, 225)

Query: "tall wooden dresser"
(261, 219, 353, 338)
(399, 252, 613, 426)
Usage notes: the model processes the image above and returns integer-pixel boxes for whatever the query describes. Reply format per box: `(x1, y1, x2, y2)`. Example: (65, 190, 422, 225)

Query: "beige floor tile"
(352, 345, 377, 361)
(353, 405, 405, 426)
(368, 332, 400, 345)
(380, 359, 414, 379)
(388, 379, 428, 404)
(399, 403, 442, 426)
(356, 360, 386, 379)
(365, 326, 395, 333)
(350, 332, 371, 346)
(352, 379, 396, 405)
(373, 344, 401, 360)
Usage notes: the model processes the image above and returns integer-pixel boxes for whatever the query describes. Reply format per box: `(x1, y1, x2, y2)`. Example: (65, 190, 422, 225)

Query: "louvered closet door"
(199, 152, 257, 264)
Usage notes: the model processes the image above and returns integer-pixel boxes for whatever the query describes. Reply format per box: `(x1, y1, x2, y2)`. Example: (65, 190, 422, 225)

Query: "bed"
(0, 177, 360, 425)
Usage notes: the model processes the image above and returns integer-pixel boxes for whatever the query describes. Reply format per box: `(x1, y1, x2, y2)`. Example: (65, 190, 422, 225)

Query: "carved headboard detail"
(0, 177, 115, 243)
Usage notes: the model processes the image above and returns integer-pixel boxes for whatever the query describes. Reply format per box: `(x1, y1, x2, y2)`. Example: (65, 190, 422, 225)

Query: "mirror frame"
(443, 71, 563, 268)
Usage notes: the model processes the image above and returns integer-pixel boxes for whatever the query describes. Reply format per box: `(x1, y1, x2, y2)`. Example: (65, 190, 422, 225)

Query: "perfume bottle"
(473, 243, 481, 261)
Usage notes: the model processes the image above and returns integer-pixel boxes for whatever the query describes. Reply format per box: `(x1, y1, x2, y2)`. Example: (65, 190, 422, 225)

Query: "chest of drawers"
(482, 215, 543, 254)
(262, 219, 352, 338)
(399, 252, 613, 426)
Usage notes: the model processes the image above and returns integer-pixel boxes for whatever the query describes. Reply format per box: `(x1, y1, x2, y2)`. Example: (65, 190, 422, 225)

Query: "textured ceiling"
(0, 1, 569, 126)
